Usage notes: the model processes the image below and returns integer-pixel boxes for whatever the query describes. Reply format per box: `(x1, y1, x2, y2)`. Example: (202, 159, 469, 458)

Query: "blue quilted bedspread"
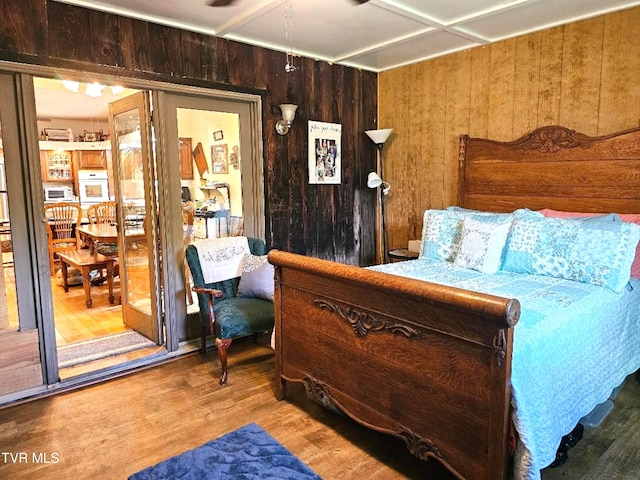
(370, 259, 640, 480)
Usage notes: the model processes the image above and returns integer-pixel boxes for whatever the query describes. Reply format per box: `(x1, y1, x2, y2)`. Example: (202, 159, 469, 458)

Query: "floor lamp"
(365, 128, 393, 264)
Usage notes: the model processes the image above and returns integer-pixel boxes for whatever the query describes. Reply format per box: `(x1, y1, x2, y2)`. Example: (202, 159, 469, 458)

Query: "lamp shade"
(279, 104, 298, 124)
(367, 172, 382, 188)
(365, 128, 393, 145)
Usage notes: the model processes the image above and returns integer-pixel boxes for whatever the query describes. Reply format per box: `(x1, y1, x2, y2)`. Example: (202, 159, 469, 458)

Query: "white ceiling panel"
(457, 0, 640, 41)
(392, 0, 528, 24)
(54, 0, 640, 72)
(228, 0, 434, 60)
(344, 30, 482, 71)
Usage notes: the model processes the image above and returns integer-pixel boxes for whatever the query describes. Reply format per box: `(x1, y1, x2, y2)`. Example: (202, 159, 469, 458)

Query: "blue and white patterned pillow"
(419, 208, 515, 262)
(452, 217, 512, 274)
(502, 209, 640, 293)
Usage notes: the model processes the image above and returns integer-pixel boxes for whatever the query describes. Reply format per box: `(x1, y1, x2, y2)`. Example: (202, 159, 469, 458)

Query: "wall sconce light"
(365, 128, 393, 264)
(276, 103, 298, 135)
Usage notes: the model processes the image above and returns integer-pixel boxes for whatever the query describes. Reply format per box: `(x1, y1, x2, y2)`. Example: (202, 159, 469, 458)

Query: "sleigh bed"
(268, 126, 640, 480)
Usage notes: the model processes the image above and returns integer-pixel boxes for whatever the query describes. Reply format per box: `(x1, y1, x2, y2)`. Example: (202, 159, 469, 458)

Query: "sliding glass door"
(0, 65, 264, 402)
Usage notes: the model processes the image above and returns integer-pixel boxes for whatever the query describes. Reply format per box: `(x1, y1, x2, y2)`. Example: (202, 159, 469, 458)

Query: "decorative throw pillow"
(419, 208, 515, 262)
(503, 209, 640, 293)
(453, 217, 511, 274)
(539, 209, 640, 280)
(617, 214, 640, 280)
(237, 254, 274, 302)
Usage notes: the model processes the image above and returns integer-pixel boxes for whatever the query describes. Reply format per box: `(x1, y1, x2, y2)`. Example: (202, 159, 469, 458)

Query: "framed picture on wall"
(211, 144, 229, 174)
(308, 121, 342, 184)
(229, 145, 239, 170)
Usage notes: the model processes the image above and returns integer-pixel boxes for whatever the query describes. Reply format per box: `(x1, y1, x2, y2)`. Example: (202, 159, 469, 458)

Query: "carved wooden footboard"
(268, 250, 520, 480)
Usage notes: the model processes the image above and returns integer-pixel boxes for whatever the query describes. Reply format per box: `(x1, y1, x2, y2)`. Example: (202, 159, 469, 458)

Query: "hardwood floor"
(0, 337, 637, 480)
(541, 372, 640, 480)
(4, 262, 162, 381)
(48, 272, 168, 380)
(0, 337, 447, 480)
(4, 262, 129, 345)
(50, 273, 128, 346)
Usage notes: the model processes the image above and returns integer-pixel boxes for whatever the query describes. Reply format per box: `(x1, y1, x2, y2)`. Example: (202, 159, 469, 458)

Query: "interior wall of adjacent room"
(178, 109, 242, 217)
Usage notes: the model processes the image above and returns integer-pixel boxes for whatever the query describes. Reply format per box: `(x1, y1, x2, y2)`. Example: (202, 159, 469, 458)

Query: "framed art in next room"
(211, 144, 228, 174)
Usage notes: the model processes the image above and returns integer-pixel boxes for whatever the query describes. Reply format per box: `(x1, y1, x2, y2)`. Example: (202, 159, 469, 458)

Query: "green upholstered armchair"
(185, 237, 274, 385)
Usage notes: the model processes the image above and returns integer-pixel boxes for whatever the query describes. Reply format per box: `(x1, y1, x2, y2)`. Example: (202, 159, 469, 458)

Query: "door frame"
(154, 91, 264, 352)
(0, 61, 265, 390)
(0, 73, 54, 390)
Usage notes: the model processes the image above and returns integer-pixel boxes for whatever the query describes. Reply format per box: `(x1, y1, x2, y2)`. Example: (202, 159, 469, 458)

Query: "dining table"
(76, 223, 147, 252)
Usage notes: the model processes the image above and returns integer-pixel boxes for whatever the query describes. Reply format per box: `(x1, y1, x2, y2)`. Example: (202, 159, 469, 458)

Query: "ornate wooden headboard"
(457, 126, 640, 214)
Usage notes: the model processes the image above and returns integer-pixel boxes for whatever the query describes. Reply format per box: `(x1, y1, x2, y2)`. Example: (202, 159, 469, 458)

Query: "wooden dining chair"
(86, 201, 117, 225)
(44, 202, 82, 273)
(86, 201, 119, 283)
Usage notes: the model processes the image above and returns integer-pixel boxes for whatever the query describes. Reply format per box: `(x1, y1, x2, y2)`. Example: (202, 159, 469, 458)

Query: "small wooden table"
(57, 250, 116, 308)
(388, 248, 420, 262)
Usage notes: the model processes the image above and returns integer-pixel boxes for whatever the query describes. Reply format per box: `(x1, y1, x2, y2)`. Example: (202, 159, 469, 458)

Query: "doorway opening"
(0, 67, 264, 401)
(33, 76, 165, 378)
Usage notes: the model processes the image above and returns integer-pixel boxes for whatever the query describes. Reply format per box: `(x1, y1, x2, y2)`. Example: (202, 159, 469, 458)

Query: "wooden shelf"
(39, 140, 111, 151)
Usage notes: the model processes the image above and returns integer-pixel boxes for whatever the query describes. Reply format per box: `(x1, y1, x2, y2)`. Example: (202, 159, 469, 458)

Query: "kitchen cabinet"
(179, 137, 193, 179)
(77, 150, 107, 169)
(41, 150, 73, 182)
(39, 140, 110, 180)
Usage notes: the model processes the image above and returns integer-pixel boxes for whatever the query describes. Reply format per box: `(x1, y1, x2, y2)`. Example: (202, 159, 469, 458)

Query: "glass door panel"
(109, 92, 161, 343)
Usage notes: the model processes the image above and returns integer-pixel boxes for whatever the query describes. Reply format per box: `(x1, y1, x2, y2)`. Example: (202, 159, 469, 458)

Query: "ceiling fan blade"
(207, 0, 236, 6)
(354, 0, 371, 3)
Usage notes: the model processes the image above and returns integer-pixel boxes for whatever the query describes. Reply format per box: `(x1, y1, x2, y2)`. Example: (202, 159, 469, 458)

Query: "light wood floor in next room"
(50, 275, 128, 346)
(4, 264, 129, 346)
(0, 337, 638, 480)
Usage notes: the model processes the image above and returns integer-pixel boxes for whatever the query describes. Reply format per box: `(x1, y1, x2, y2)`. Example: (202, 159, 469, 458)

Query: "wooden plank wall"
(379, 7, 640, 251)
(0, 0, 378, 266)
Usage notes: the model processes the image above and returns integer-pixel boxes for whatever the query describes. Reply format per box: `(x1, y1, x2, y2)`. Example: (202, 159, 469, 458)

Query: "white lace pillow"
(453, 217, 511, 274)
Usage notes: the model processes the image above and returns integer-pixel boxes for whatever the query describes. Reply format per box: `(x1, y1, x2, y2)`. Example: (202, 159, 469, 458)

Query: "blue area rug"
(129, 423, 321, 480)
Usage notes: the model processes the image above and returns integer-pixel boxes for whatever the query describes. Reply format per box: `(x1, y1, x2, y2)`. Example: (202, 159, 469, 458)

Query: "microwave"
(44, 186, 74, 202)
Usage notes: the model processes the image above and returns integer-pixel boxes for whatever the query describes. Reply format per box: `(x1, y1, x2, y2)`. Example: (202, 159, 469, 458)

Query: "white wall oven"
(77, 170, 109, 205)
